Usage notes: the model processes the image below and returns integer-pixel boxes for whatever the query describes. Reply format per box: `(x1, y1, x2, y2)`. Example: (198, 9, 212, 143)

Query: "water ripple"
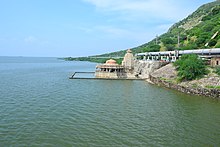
(1, 58, 220, 146)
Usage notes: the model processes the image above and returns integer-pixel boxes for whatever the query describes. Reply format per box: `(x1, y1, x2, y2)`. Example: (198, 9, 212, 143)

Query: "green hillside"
(133, 0, 220, 53)
(66, 0, 220, 63)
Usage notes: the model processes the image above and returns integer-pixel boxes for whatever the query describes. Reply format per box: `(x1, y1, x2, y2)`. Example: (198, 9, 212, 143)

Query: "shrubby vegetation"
(143, 44, 161, 52)
(215, 67, 220, 76)
(174, 54, 208, 81)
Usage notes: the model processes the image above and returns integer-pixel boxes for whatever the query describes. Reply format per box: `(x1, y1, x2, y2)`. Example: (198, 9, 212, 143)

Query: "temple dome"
(105, 59, 118, 65)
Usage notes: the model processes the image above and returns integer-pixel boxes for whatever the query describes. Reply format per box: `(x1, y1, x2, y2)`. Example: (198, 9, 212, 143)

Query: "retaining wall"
(149, 75, 220, 98)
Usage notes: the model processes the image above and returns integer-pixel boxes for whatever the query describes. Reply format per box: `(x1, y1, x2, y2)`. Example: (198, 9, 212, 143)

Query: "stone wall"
(95, 71, 138, 79)
(95, 71, 127, 79)
(149, 75, 220, 98)
(134, 60, 168, 79)
(211, 57, 220, 67)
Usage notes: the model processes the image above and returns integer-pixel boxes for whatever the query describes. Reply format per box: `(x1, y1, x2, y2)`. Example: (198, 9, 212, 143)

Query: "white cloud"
(82, 0, 188, 21)
(24, 36, 37, 43)
(78, 24, 161, 44)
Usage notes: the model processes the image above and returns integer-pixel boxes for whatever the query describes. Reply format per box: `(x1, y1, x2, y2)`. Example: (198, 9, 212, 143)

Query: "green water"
(0, 57, 220, 146)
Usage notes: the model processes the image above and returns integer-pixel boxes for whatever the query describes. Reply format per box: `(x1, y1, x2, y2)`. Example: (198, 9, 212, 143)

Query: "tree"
(215, 40, 220, 48)
(161, 38, 175, 45)
(211, 6, 220, 15)
(203, 23, 214, 32)
(196, 37, 206, 47)
(208, 39, 217, 46)
(165, 44, 176, 51)
(174, 54, 208, 81)
(142, 44, 161, 52)
(179, 43, 198, 50)
(148, 44, 161, 52)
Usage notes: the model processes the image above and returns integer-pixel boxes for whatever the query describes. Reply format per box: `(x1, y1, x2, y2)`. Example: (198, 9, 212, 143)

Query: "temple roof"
(96, 59, 124, 69)
(105, 59, 118, 65)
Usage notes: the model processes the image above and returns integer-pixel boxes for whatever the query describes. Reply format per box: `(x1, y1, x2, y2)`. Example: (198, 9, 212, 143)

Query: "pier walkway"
(69, 72, 143, 80)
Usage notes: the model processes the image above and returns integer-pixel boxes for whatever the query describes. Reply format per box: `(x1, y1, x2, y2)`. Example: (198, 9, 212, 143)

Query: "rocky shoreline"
(148, 63, 220, 98)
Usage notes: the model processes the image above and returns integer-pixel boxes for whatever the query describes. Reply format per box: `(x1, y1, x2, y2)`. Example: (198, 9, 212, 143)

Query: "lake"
(0, 57, 220, 146)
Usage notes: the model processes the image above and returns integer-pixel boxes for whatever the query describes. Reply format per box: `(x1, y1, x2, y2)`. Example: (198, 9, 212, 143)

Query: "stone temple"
(122, 49, 134, 73)
(95, 49, 136, 79)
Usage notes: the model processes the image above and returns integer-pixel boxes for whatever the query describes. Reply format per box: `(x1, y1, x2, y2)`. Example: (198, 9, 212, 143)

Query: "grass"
(205, 85, 220, 89)
(159, 77, 177, 84)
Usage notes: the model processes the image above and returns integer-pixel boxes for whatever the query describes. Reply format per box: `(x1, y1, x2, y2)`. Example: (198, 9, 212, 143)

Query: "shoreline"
(148, 63, 220, 99)
(148, 75, 220, 98)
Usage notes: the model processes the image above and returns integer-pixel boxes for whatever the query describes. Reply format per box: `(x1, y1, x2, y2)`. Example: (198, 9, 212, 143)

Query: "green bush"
(211, 6, 220, 15)
(209, 39, 217, 47)
(214, 39, 220, 47)
(206, 85, 220, 89)
(215, 67, 220, 76)
(142, 44, 161, 52)
(203, 24, 214, 32)
(161, 38, 175, 45)
(165, 44, 176, 51)
(196, 37, 206, 46)
(179, 43, 198, 50)
(148, 44, 161, 52)
(174, 54, 208, 81)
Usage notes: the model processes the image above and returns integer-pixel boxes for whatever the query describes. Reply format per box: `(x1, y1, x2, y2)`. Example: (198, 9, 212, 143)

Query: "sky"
(0, 0, 215, 57)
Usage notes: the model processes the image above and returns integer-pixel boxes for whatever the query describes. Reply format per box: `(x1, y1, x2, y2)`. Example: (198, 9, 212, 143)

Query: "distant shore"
(60, 57, 123, 64)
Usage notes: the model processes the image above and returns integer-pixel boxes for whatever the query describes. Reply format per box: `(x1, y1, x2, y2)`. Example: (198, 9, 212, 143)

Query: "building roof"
(105, 59, 118, 65)
(96, 59, 124, 69)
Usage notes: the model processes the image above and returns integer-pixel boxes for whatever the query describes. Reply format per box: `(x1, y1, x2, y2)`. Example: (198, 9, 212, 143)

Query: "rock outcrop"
(149, 63, 220, 98)
(134, 60, 168, 79)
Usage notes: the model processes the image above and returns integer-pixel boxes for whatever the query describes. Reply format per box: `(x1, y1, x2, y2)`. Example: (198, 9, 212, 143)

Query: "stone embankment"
(149, 63, 220, 98)
(134, 60, 168, 79)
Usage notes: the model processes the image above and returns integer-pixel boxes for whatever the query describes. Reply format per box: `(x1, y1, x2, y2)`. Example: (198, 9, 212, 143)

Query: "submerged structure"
(95, 49, 136, 79)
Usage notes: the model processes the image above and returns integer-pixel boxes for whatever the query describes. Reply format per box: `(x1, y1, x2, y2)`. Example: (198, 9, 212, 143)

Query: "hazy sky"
(0, 0, 215, 57)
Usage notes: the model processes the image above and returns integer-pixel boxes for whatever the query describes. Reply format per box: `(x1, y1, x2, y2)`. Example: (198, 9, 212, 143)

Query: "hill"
(65, 0, 220, 63)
